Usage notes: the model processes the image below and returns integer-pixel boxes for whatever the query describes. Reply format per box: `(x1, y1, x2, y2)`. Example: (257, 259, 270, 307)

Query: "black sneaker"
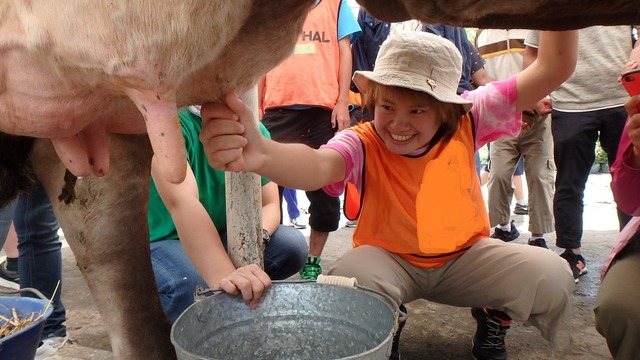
(490, 220, 519, 242)
(513, 203, 528, 215)
(527, 237, 549, 249)
(559, 250, 587, 283)
(471, 308, 511, 360)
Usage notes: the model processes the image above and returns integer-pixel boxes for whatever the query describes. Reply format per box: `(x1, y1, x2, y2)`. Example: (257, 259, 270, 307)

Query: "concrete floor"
(19, 173, 620, 359)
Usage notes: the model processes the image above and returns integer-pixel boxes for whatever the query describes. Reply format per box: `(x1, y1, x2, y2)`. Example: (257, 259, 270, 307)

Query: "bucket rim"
(0, 296, 54, 344)
(171, 280, 400, 360)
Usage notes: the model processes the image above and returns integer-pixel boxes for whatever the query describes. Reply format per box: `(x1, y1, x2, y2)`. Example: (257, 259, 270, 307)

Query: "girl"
(200, 30, 578, 359)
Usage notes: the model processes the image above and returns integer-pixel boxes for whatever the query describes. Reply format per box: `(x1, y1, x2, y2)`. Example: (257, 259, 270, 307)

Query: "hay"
(0, 282, 57, 340)
(0, 307, 46, 339)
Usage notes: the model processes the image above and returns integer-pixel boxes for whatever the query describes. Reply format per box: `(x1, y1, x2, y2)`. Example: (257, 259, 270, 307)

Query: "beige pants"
(595, 251, 640, 359)
(328, 238, 574, 350)
(487, 115, 555, 234)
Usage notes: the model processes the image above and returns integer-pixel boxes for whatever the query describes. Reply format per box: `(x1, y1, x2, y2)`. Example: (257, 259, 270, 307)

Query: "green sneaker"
(300, 257, 322, 280)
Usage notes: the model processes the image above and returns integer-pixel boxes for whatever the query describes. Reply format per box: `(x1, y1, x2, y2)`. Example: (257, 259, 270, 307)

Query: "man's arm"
(333, 36, 353, 131)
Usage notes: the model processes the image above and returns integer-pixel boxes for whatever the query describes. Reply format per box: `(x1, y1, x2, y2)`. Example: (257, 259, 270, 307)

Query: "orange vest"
(345, 118, 490, 268)
(263, 0, 341, 110)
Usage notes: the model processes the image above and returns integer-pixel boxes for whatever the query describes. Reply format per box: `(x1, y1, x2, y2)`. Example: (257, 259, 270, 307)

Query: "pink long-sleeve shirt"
(601, 123, 640, 279)
(321, 76, 520, 196)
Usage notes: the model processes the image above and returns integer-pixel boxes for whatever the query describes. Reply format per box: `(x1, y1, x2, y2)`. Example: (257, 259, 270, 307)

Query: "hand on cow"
(624, 95, 640, 168)
(199, 93, 266, 173)
(219, 264, 272, 308)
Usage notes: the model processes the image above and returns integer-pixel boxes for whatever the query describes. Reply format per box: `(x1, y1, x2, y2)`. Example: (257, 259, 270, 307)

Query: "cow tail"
(0, 133, 36, 207)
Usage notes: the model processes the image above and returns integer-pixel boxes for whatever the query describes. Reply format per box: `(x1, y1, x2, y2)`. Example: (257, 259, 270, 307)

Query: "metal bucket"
(0, 288, 54, 360)
(171, 280, 399, 360)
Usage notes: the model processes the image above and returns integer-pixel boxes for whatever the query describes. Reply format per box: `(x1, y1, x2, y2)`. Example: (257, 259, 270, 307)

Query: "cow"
(356, 0, 640, 30)
(0, 1, 317, 358)
(0, 1, 637, 359)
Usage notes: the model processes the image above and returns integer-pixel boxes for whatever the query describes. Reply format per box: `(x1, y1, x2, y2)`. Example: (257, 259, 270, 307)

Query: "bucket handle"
(317, 275, 408, 323)
(194, 286, 224, 302)
(316, 274, 357, 288)
(194, 276, 358, 300)
(0, 287, 49, 301)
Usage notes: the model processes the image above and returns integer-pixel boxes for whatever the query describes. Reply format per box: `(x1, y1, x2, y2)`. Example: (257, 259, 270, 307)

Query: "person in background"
(525, 26, 636, 282)
(477, 28, 554, 248)
(148, 106, 308, 323)
(259, 0, 361, 280)
(200, 29, 578, 360)
(594, 44, 640, 360)
(0, 184, 69, 358)
(283, 188, 307, 230)
(351, 8, 390, 122)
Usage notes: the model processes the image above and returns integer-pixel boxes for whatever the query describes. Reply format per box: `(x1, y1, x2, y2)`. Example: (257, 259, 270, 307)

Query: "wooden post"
(225, 87, 264, 268)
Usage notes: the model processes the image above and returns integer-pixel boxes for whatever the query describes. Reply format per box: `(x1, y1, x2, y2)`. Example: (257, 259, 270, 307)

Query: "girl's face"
(372, 89, 441, 154)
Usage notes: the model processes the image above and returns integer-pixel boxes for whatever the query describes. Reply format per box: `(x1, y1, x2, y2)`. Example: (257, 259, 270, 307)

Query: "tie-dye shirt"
(321, 76, 519, 196)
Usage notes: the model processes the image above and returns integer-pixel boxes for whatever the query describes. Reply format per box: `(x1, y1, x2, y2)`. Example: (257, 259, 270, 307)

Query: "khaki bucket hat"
(353, 31, 473, 114)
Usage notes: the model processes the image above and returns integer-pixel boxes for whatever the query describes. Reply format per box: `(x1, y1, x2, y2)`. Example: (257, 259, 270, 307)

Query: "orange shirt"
(345, 119, 490, 268)
(263, 0, 341, 110)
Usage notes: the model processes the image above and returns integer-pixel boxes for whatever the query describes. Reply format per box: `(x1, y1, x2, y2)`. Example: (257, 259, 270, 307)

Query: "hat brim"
(353, 71, 473, 114)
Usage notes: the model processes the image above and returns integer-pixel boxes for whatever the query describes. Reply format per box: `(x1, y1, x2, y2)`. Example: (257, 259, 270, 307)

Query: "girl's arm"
(515, 31, 578, 113)
(200, 93, 347, 191)
(151, 159, 270, 307)
(261, 181, 281, 236)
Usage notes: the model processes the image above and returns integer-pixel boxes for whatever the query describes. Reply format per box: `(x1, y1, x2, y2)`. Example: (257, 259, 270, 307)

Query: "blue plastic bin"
(0, 296, 53, 360)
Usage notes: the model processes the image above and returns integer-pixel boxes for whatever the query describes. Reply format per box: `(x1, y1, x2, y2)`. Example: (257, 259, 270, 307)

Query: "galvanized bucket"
(171, 277, 400, 360)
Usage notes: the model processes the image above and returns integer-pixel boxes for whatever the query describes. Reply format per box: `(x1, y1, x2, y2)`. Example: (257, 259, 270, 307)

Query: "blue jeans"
(11, 183, 67, 339)
(151, 224, 308, 323)
(283, 188, 300, 220)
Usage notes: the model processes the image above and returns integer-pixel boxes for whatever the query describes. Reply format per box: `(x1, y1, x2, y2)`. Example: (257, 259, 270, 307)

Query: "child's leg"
(150, 239, 206, 324)
(427, 238, 574, 350)
(328, 245, 416, 304)
(263, 224, 308, 279)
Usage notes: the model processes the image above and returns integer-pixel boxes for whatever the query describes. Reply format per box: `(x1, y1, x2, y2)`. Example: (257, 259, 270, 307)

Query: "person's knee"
(595, 278, 640, 338)
(526, 248, 575, 295)
(264, 225, 308, 278)
(487, 165, 514, 185)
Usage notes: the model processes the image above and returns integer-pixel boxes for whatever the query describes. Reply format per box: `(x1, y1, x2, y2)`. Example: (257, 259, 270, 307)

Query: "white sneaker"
(289, 217, 307, 230)
(0, 276, 19, 290)
(35, 335, 69, 359)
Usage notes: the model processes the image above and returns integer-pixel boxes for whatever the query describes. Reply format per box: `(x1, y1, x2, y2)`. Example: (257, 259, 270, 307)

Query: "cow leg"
(30, 134, 176, 360)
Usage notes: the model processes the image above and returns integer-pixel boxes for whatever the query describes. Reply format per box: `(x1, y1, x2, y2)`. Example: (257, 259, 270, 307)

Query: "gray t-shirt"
(525, 26, 632, 112)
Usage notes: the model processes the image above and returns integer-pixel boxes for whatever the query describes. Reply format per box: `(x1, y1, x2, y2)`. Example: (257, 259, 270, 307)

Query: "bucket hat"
(353, 31, 473, 114)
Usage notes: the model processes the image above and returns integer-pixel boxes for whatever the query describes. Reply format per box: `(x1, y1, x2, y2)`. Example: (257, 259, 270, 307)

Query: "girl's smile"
(373, 92, 441, 154)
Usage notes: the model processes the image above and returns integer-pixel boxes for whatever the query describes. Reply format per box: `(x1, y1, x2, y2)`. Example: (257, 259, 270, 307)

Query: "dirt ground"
(47, 173, 618, 359)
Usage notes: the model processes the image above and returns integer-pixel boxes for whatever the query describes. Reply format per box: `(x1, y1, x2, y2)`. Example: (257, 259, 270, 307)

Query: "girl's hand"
(219, 264, 272, 308)
(199, 93, 266, 172)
